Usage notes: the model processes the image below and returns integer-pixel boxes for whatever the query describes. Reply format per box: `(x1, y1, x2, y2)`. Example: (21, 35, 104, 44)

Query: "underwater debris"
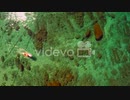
(94, 22, 103, 41)
(17, 48, 36, 60)
(22, 52, 32, 58)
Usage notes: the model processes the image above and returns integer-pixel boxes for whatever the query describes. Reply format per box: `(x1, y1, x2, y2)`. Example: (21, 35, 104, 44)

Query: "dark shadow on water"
(29, 56, 37, 61)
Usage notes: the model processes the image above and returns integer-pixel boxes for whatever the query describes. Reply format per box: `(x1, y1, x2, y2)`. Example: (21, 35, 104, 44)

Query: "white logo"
(77, 41, 95, 58)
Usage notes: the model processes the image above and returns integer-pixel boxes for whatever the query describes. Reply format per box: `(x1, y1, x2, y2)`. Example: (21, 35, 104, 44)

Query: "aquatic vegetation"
(0, 12, 130, 86)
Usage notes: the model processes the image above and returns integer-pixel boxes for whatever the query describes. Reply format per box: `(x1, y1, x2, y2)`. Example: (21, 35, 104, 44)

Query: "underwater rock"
(94, 23, 103, 41)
